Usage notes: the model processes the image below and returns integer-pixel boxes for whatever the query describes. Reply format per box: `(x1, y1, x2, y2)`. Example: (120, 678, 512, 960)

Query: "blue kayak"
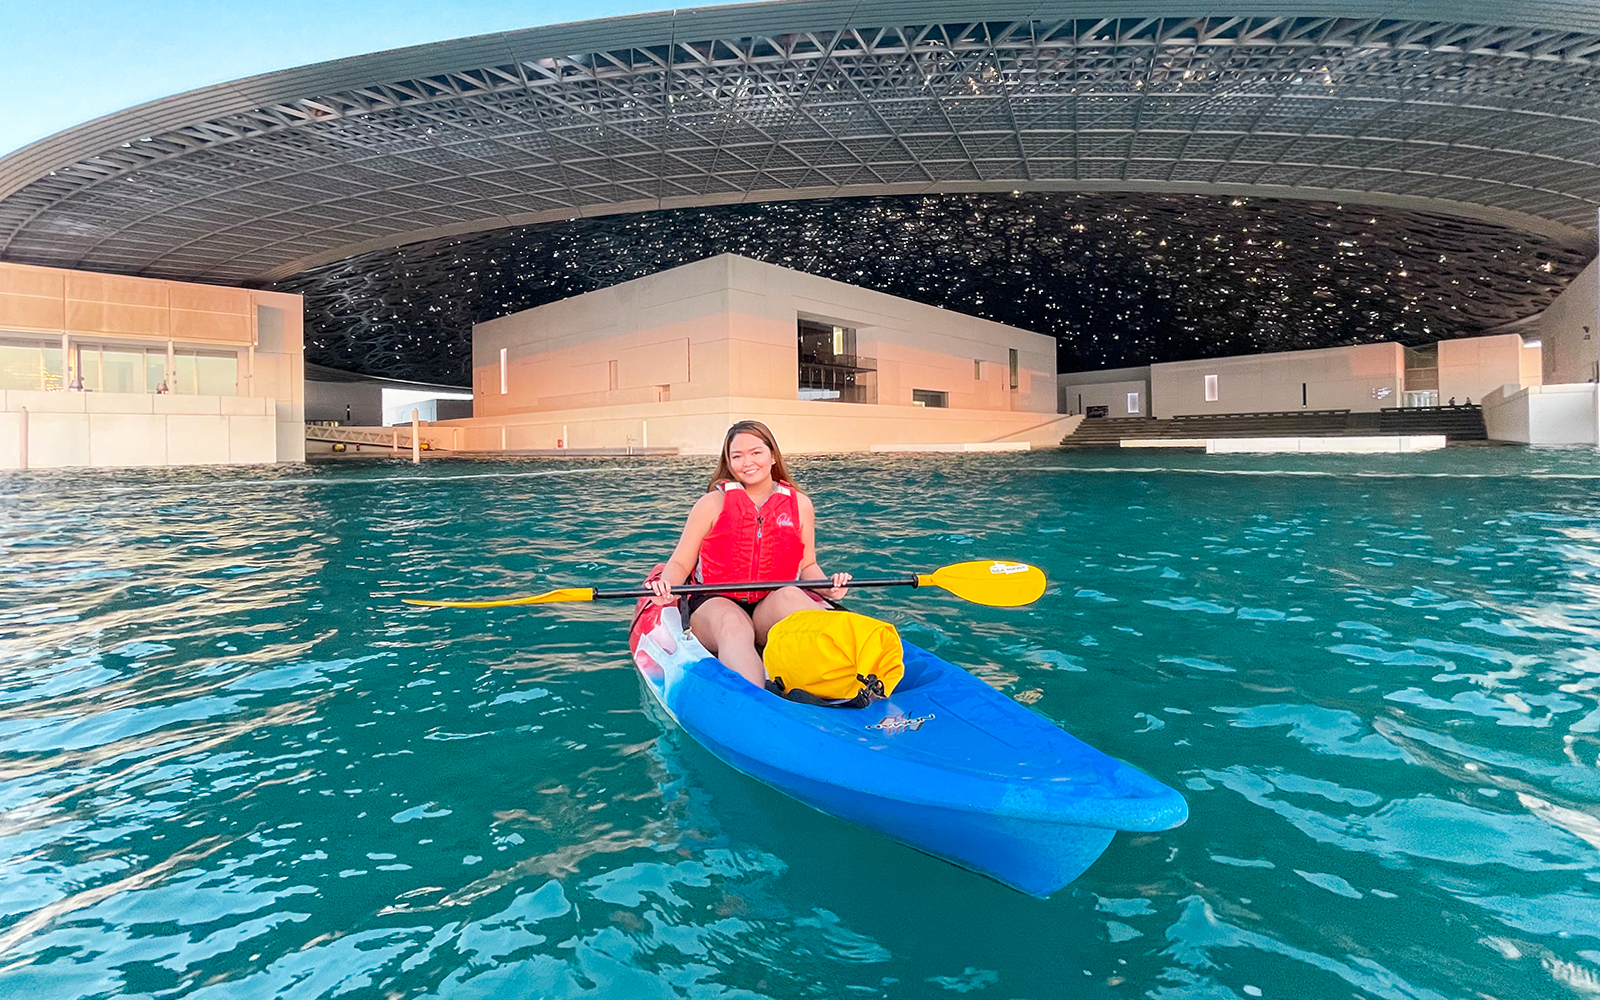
(629, 597, 1188, 897)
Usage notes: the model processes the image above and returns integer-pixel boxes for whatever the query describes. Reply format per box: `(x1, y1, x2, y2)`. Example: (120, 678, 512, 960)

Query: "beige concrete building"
(0, 262, 304, 469)
(1480, 260, 1600, 445)
(1061, 333, 1541, 422)
(445, 255, 1074, 454)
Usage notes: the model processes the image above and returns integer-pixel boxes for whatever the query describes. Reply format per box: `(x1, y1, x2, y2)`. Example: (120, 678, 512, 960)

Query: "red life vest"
(696, 481, 805, 603)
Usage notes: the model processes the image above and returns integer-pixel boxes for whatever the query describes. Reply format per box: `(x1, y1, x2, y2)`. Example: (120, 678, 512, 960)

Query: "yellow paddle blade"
(919, 560, 1046, 607)
(402, 587, 595, 609)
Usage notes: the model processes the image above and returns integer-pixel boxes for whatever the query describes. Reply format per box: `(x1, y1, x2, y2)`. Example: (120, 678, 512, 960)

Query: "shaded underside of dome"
(274, 192, 1590, 384)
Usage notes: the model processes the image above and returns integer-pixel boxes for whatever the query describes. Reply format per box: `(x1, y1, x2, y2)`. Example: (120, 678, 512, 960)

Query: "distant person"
(1465, 397, 1472, 406)
(1448, 396, 1456, 406)
(646, 420, 850, 686)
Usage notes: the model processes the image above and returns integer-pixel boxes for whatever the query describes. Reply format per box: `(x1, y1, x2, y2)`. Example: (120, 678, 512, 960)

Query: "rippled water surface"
(3, 449, 1599, 999)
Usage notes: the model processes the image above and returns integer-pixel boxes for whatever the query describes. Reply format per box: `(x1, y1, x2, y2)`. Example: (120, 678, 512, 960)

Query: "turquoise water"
(2, 449, 1598, 999)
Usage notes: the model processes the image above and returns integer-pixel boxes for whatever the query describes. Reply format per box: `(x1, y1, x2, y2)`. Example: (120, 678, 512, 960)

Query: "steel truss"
(0, 3, 1598, 284)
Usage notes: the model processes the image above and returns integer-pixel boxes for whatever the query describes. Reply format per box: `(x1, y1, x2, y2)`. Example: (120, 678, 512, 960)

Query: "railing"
(799, 355, 878, 404)
(1378, 405, 1480, 413)
(1172, 409, 1351, 420)
(305, 424, 458, 451)
(799, 352, 877, 373)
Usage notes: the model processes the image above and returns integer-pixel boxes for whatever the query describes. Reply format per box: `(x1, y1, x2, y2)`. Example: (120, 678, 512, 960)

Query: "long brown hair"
(708, 420, 796, 492)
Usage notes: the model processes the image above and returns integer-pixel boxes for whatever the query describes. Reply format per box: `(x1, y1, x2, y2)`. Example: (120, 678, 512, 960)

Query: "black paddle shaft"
(591, 575, 920, 600)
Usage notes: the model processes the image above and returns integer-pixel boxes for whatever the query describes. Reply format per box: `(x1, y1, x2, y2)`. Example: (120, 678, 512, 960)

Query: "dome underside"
(275, 192, 1590, 384)
(1, 8, 1599, 285)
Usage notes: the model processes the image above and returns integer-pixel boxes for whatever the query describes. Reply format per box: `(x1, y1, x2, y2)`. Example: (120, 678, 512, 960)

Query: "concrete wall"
(1536, 259, 1599, 386)
(1149, 343, 1404, 418)
(465, 254, 1058, 453)
(1059, 379, 1148, 417)
(250, 291, 306, 464)
(306, 380, 382, 426)
(383, 397, 472, 424)
(473, 256, 731, 415)
(439, 395, 1079, 455)
(0, 391, 277, 468)
(1482, 383, 1598, 445)
(744, 255, 1056, 414)
(1058, 365, 1151, 416)
(0, 262, 304, 469)
(1437, 333, 1538, 405)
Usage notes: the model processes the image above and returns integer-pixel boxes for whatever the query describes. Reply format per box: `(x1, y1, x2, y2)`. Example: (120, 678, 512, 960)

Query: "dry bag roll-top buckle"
(766, 673, 887, 709)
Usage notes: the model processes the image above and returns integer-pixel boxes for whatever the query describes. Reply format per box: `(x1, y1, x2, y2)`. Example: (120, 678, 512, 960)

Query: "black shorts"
(684, 592, 763, 620)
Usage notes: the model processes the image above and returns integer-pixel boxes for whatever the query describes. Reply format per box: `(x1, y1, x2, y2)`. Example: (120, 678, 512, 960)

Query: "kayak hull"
(713, 745, 1119, 895)
(629, 592, 1186, 897)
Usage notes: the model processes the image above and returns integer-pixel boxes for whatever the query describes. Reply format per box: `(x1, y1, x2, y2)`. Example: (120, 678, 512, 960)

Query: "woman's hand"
(646, 577, 677, 607)
(822, 571, 852, 601)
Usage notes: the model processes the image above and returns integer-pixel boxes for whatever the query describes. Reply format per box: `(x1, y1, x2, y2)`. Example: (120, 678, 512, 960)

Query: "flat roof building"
(0, 262, 304, 469)
(445, 254, 1074, 455)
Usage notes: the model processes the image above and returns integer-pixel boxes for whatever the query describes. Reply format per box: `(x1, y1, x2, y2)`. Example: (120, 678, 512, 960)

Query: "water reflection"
(0, 451, 1597, 998)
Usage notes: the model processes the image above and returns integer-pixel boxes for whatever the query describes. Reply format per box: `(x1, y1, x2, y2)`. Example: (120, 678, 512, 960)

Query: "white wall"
(0, 391, 278, 468)
(465, 254, 1059, 453)
(1059, 379, 1149, 416)
(474, 256, 731, 414)
(474, 255, 1058, 416)
(1537, 259, 1599, 386)
(727, 255, 1058, 415)
(305, 380, 382, 426)
(1482, 383, 1598, 445)
(0, 271, 302, 469)
(1149, 343, 1403, 418)
(251, 293, 306, 463)
(1437, 333, 1537, 405)
(441, 395, 1080, 455)
(1058, 365, 1151, 415)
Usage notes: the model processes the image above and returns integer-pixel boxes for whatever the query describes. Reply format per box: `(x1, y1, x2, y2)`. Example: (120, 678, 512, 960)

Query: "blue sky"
(0, 0, 739, 156)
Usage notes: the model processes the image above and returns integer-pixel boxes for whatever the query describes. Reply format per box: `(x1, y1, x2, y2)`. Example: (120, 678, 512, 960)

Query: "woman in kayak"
(647, 420, 850, 686)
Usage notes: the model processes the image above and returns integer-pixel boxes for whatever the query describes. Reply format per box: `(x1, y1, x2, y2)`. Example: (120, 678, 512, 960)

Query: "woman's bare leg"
(752, 587, 827, 644)
(689, 597, 766, 686)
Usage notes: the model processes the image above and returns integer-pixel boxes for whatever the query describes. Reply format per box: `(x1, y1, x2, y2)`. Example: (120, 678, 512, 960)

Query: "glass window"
(102, 348, 142, 394)
(146, 352, 167, 393)
(1008, 349, 1018, 390)
(173, 353, 197, 394)
(79, 345, 100, 392)
(797, 318, 875, 403)
(1204, 374, 1219, 402)
(974, 359, 982, 379)
(194, 351, 238, 396)
(0, 338, 63, 391)
(1127, 392, 1140, 414)
(911, 389, 948, 408)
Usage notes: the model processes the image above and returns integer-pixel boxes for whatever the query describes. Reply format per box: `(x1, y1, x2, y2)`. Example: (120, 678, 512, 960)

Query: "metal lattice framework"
(2, 1, 1600, 286)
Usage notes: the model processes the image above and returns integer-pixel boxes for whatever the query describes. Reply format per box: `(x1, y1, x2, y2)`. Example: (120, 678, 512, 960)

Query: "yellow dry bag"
(762, 609, 904, 707)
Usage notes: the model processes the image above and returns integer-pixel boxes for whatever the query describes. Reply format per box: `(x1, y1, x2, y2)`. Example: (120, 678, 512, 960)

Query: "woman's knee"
(690, 599, 755, 649)
(753, 587, 823, 637)
(766, 586, 816, 610)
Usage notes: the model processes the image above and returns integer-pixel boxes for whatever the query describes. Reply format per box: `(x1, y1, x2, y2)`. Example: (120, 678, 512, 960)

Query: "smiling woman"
(645, 419, 851, 685)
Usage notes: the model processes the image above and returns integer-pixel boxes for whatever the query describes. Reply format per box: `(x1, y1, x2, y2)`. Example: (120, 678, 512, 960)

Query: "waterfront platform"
(1120, 435, 1447, 453)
